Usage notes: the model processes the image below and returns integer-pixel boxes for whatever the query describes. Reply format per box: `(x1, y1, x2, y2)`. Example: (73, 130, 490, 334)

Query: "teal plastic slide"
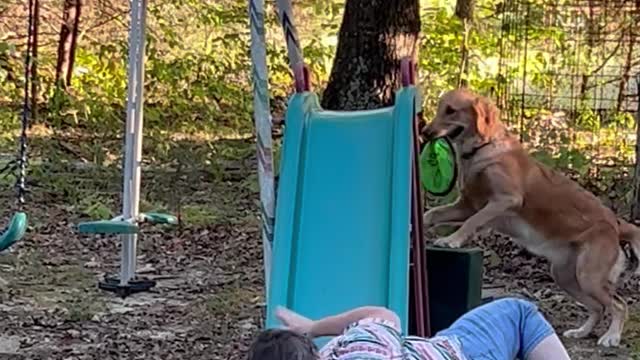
(266, 86, 417, 342)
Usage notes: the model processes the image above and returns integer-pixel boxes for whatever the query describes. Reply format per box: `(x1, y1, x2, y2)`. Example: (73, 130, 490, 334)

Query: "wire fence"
(495, 0, 640, 173)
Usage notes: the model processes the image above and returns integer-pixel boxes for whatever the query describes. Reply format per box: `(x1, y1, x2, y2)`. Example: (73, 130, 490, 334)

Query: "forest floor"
(0, 136, 638, 359)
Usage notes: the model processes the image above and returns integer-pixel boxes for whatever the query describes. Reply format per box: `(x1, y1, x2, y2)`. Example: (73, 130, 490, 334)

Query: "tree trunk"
(631, 73, 640, 223)
(55, 0, 82, 88)
(616, 25, 634, 114)
(321, 0, 421, 110)
(31, 0, 40, 124)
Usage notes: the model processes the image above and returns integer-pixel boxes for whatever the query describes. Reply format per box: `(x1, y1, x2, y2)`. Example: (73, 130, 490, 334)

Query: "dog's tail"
(619, 219, 640, 275)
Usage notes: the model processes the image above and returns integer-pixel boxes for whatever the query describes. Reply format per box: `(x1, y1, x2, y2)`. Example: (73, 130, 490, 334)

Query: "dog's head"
(423, 88, 502, 154)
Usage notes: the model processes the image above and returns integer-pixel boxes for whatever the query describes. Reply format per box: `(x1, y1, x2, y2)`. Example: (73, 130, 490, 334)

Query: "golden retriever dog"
(422, 88, 640, 347)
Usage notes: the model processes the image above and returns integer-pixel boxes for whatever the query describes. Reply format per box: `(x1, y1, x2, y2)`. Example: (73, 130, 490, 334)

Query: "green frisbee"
(420, 137, 457, 196)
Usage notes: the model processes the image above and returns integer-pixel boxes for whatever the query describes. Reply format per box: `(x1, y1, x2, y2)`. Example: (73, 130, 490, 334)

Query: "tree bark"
(31, 0, 39, 124)
(631, 73, 640, 223)
(616, 25, 634, 114)
(55, 0, 82, 88)
(321, 0, 421, 110)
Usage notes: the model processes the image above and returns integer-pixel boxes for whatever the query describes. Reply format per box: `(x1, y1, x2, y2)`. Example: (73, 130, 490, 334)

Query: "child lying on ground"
(247, 297, 571, 360)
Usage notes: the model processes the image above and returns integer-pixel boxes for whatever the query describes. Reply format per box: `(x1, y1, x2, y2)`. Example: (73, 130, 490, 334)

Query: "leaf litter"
(0, 139, 637, 359)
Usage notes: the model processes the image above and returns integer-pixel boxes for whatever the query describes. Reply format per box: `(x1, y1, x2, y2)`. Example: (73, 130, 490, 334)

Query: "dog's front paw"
(423, 210, 436, 227)
(562, 328, 590, 339)
(434, 234, 465, 248)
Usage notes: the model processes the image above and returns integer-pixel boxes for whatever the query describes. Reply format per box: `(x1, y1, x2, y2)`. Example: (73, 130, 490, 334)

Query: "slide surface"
(266, 87, 417, 341)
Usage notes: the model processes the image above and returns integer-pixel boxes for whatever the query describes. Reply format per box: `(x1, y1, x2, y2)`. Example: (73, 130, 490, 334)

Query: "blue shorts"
(436, 298, 555, 360)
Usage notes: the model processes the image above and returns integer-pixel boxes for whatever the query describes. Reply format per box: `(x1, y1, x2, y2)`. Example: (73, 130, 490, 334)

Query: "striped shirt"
(319, 318, 466, 360)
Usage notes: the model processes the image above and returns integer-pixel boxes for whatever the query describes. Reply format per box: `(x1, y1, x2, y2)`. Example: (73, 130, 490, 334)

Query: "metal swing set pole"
(77, 0, 176, 296)
(120, 0, 147, 287)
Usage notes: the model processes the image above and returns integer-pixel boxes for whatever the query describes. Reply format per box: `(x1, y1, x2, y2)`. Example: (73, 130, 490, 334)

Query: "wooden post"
(631, 74, 640, 224)
(455, 0, 475, 88)
(31, 0, 39, 124)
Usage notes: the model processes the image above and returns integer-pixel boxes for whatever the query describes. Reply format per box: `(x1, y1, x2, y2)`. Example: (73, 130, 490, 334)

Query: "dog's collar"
(461, 138, 516, 161)
(461, 142, 492, 160)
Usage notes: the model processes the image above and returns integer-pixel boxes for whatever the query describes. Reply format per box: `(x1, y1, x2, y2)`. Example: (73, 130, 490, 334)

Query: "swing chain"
(16, 0, 36, 207)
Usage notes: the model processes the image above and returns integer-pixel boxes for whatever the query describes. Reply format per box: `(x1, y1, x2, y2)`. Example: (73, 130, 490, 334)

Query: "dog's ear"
(471, 97, 499, 140)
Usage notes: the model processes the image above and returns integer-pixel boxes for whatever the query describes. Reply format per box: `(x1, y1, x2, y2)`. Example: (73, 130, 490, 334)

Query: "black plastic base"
(98, 276, 156, 298)
(424, 246, 483, 334)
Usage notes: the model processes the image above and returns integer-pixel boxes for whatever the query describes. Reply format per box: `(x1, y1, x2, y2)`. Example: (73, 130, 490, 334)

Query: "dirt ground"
(0, 138, 638, 359)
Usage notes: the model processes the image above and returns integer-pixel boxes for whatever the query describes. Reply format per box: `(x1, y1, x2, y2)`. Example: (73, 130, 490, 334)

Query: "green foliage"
(419, 0, 504, 118)
(78, 197, 114, 219)
(181, 204, 220, 226)
(0, 0, 635, 193)
(0, 40, 20, 103)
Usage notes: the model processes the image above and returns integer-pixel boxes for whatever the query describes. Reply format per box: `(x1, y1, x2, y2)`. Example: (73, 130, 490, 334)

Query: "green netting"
(420, 138, 457, 196)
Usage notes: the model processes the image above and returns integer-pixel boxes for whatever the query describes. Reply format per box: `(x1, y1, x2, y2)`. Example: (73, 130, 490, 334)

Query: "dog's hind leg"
(619, 219, 640, 275)
(551, 259, 603, 339)
(575, 235, 627, 347)
(600, 293, 628, 347)
(598, 248, 628, 347)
